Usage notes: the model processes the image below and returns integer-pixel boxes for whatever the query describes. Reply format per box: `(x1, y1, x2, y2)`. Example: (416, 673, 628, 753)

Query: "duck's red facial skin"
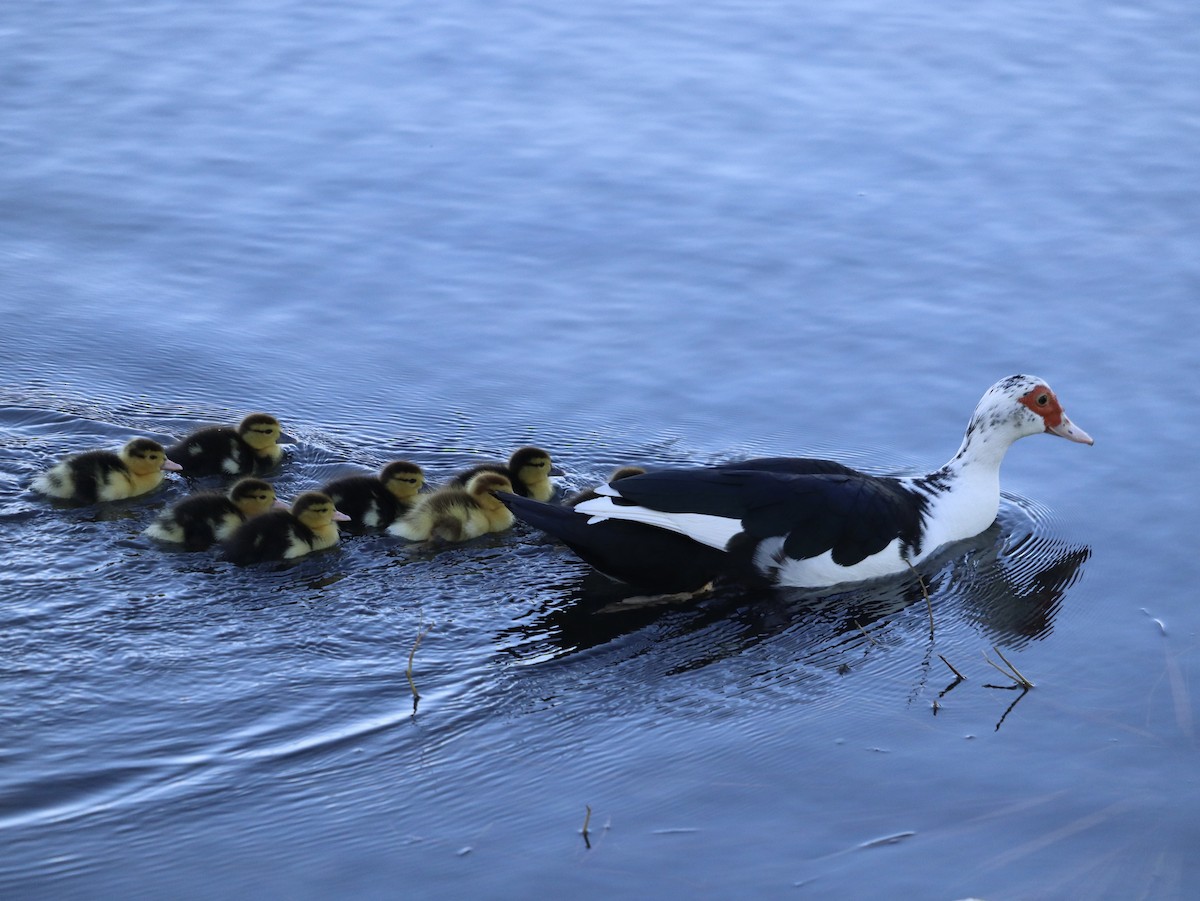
(1020, 385, 1094, 445)
(1018, 384, 1063, 430)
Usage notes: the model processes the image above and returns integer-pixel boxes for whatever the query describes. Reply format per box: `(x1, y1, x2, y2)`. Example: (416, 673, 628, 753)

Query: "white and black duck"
(321, 461, 425, 529)
(168, 413, 284, 476)
(32, 438, 182, 504)
(500, 375, 1093, 593)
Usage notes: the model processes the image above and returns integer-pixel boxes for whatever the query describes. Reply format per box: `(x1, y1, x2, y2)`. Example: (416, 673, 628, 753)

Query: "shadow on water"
(498, 511, 1091, 700)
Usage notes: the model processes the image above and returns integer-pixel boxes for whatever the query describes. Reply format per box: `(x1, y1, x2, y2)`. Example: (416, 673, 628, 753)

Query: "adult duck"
(168, 413, 284, 476)
(500, 375, 1092, 593)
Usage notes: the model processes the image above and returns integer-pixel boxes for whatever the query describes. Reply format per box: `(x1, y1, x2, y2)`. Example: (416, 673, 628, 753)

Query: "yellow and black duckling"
(145, 477, 285, 550)
(32, 438, 182, 504)
(223, 491, 350, 564)
(168, 413, 284, 476)
(564, 465, 647, 507)
(389, 472, 514, 543)
(450, 446, 559, 502)
(321, 461, 425, 529)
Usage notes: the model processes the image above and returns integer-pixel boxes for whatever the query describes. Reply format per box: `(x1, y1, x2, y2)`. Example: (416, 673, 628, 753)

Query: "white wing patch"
(573, 496, 741, 551)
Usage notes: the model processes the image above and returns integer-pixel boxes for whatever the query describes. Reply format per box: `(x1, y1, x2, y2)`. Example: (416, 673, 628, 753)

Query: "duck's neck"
(309, 522, 340, 551)
(909, 422, 1017, 558)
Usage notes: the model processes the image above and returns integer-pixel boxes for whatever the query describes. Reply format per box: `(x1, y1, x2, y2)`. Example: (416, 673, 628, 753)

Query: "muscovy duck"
(499, 375, 1092, 592)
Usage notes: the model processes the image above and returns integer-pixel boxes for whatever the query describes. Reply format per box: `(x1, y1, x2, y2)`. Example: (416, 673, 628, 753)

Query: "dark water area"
(2, 1, 1198, 898)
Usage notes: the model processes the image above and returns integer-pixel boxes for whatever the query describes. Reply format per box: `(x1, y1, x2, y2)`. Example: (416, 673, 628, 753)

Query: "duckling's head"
(120, 438, 183, 477)
(508, 446, 555, 485)
(228, 478, 280, 517)
(380, 461, 424, 501)
(237, 414, 283, 453)
(291, 491, 351, 529)
(466, 472, 513, 507)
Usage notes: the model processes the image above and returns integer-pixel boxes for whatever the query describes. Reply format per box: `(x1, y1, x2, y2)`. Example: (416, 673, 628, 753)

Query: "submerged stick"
(406, 626, 430, 700)
(982, 646, 1034, 689)
(582, 804, 593, 848)
(905, 560, 934, 637)
(854, 619, 879, 647)
(937, 654, 966, 682)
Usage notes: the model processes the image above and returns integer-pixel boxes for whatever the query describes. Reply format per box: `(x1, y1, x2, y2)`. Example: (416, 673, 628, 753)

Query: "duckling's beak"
(272, 498, 290, 510)
(1048, 414, 1093, 445)
(162, 458, 184, 471)
(549, 464, 565, 476)
(333, 509, 352, 522)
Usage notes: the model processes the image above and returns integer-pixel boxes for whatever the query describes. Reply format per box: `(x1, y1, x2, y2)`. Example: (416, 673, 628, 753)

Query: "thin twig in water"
(854, 619, 879, 646)
(992, 645, 1034, 688)
(407, 626, 430, 700)
(937, 654, 966, 682)
(905, 560, 933, 637)
(982, 647, 1034, 689)
(582, 804, 592, 848)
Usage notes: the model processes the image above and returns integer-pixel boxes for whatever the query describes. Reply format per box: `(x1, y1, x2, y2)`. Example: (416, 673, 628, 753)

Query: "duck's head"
(967, 375, 1093, 448)
(466, 472, 513, 507)
(508, 446, 558, 484)
(237, 414, 283, 454)
(291, 491, 351, 529)
(120, 438, 183, 476)
(380, 461, 425, 501)
(229, 478, 283, 516)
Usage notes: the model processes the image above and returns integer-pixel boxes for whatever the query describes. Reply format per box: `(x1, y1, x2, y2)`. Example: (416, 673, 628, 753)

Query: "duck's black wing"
(500, 493, 735, 593)
(608, 467, 928, 567)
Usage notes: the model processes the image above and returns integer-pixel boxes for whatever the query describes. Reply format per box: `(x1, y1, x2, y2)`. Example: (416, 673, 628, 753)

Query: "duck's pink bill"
(1049, 415, 1093, 445)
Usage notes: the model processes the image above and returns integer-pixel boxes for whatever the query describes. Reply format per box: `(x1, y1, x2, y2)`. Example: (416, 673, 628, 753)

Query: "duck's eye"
(1036, 393, 1049, 406)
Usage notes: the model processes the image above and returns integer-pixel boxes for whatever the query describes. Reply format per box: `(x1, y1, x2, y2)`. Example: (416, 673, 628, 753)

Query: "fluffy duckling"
(168, 413, 284, 476)
(32, 438, 182, 504)
(321, 461, 425, 529)
(145, 478, 284, 550)
(224, 491, 350, 564)
(450, 446, 558, 502)
(389, 472, 514, 543)
(565, 465, 647, 507)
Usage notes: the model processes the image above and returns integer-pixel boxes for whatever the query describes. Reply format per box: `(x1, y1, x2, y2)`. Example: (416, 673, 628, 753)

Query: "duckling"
(145, 478, 284, 550)
(168, 413, 284, 476)
(450, 446, 558, 502)
(32, 438, 182, 504)
(564, 465, 647, 507)
(389, 472, 514, 543)
(321, 461, 425, 529)
(224, 491, 350, 564)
